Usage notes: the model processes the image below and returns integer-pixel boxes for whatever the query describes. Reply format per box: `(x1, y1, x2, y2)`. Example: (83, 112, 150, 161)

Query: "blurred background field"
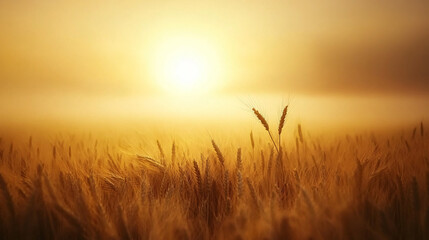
(0, 118, 427, 239)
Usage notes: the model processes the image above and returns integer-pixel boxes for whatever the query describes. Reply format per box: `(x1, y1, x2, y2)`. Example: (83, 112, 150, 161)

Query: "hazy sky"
(1, 1, 428, 126)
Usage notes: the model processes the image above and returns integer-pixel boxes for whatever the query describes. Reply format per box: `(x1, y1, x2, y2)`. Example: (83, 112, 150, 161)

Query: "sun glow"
(152, 36, 222, 95)
(166, 49, 206, 91)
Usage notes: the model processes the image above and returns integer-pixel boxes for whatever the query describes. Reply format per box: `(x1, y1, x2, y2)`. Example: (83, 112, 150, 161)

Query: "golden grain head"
(252, 108, 269, 131)
(278, 105, 288, 135)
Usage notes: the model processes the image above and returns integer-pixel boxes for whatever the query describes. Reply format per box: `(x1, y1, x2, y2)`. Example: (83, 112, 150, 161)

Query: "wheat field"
(0, 111, 428, 240)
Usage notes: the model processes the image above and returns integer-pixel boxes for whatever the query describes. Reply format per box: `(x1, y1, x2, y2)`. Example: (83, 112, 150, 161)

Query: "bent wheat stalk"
(136, 155, 165, 174)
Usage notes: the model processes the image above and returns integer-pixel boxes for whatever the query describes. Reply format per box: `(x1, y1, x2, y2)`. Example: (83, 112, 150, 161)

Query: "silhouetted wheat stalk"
(278, 105, 288, 148)
(252, 108, 279, 153)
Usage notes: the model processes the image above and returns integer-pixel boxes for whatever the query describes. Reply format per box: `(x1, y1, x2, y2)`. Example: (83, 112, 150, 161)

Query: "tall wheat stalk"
(252, 108, 279, 153)
(278, 105, 288, 149)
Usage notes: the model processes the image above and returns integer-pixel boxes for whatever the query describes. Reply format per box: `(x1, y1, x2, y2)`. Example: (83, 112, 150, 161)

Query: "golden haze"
(0, 1, 428, 129)
(0, 1, 429, 240)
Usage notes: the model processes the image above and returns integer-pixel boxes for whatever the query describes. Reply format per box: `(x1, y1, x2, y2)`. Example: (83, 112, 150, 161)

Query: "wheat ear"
(252, 108, 279, 153)
(211, 140, 225, 166)
(193, 160, 202, 194)
(278, 105, 288, 148)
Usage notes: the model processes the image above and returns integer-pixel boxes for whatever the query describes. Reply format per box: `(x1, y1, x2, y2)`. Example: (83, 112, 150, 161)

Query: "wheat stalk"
(136, 155, 165, 174)
(278, 105, 288, 148)
(252, 107, 279, 153)
(223, 169, 229, 197)
(157, 140, 165, 165)
(211, 140, 225, 166)
(237, 171, 243, 199)
(171, 141, 176, 165)
(236, 148, 242, 171)
(260, 150, 265, 172)
(252, 108, 269, 131)
(267, 148, 274, 177)
(204, 157, 211, 198)
(193, 160, 202, 195)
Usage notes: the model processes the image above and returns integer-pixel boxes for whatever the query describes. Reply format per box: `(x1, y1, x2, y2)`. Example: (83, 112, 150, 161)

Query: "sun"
(165, 48, 207, 92)
(151, 36, 221, 95)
